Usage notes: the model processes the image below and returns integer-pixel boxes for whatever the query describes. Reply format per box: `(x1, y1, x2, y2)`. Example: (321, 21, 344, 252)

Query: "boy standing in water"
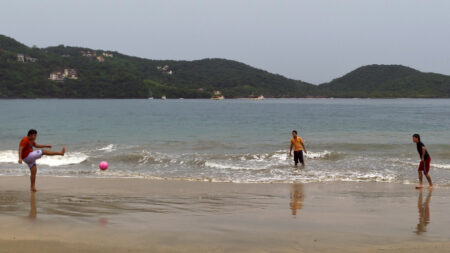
(289, 130, 307, 166)
(18, 129, 65, 192)
(412, 134, 433, 189)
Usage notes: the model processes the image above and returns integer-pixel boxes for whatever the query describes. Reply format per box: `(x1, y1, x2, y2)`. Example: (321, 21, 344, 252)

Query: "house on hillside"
(17, 54, 25, 62)
(25, 56, 37, 62)
(156, 65, 173, 75)
(49, 71, 65, 81)
(103, 52, 113, 57)
(64, 68, 78, 79)
(96, 56, 105, 62)
(81, 50, 96, 57)
(49, 68, 78, 81)
(17, 54, 37, 63)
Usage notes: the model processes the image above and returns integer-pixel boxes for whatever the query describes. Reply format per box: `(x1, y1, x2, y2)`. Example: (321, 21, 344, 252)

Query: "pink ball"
(99, 161, 109, 171)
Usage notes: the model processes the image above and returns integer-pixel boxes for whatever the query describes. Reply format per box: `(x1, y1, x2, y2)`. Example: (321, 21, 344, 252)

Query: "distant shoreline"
(1, 97, 450, 100)
(1, 35, 449, 99)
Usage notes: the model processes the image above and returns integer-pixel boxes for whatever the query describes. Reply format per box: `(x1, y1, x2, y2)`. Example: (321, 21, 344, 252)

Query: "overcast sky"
(1, 0, 449, 84)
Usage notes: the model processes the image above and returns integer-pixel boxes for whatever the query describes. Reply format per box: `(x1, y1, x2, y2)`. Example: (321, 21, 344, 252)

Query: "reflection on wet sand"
(29, 192, 37, 220)
(289, 183, 304, 216)
(415, 189, 432, 235)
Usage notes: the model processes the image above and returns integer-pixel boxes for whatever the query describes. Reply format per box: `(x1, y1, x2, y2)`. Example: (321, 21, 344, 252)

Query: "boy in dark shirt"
(412, 134, 433, 189)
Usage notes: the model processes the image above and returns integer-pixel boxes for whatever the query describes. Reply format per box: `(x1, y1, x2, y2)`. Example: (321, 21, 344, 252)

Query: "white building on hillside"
(49, 68, 78, 81)
(17, 54, 25, 62)
(25, 56, 37, 62)
(49, 72, 64, 81)
(64, 68, 78, 79)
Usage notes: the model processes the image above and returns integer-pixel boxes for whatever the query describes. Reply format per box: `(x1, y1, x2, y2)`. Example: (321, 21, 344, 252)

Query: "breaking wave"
(1, 146, 449, 185)
(0, 150, 88, 167)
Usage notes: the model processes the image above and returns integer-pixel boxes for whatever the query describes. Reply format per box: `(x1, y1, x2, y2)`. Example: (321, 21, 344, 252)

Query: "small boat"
(211, 91, 224, 100)
(249, 94, 264, 100)
(211, 95, 224, 100)
(161, 95, 167, 100)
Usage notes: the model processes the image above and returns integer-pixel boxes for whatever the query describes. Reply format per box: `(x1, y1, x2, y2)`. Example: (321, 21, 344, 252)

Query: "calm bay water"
(1, 99, 449, 185)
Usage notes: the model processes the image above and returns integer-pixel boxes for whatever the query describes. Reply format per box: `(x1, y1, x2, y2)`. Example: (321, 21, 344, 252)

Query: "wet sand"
(1, 176, 450, 252)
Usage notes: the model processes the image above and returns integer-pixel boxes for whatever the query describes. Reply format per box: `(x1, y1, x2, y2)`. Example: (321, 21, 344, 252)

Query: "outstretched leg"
(42, 147, 65, 156)
(30, 165, 38, 192)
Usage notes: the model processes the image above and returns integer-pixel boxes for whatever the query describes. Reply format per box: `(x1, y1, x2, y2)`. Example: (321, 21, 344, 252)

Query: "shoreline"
(2, 174, 447, 188)
(1, 176, 449, 252)
(1, 97, 450, 100)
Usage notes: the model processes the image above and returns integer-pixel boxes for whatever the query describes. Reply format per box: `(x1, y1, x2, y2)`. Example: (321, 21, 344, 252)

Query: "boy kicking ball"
(412, 134, 433, 189)
(18, 129, 65, 192)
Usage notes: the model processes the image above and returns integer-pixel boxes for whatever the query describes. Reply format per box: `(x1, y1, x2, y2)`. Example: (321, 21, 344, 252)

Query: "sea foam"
(0, 150, 88, 166)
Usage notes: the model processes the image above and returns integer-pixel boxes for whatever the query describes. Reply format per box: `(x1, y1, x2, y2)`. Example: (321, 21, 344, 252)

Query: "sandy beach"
(0, 176, 449, 252)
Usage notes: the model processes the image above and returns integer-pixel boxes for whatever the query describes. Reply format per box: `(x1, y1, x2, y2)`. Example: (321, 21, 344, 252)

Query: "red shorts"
(418, 157, 431, 174)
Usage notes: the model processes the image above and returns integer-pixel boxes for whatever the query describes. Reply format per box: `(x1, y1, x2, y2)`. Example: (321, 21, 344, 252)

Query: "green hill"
(1, 34, 449, 98)
(318, 65, 450, 98)
(0, 35, 314, 98)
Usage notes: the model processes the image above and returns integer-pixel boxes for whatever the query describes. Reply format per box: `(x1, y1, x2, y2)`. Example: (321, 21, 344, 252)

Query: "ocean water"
(1, 99, 449, 185)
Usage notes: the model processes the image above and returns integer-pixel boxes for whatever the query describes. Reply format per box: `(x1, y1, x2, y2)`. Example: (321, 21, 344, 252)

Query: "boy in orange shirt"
(289, 130, 307, 166)
(18, 129, 65, 192)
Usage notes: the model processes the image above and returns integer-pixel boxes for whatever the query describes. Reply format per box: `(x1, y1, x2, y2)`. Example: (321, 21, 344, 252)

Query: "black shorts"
(294, 151, 304, 165)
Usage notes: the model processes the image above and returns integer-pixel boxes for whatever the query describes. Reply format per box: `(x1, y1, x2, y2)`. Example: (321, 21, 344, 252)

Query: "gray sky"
(2, 0, 449, 84)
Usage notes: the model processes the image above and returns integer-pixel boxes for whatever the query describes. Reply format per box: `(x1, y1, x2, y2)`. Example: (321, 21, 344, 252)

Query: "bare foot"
(30, 187, 38, 192)
(61, 147, 66, 156)
(415, 185, 423, 189)
(427, 185, 433, 189)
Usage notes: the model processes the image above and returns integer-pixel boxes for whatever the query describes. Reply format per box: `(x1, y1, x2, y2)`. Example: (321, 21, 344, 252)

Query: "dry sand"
(1, 176, 449, 252)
